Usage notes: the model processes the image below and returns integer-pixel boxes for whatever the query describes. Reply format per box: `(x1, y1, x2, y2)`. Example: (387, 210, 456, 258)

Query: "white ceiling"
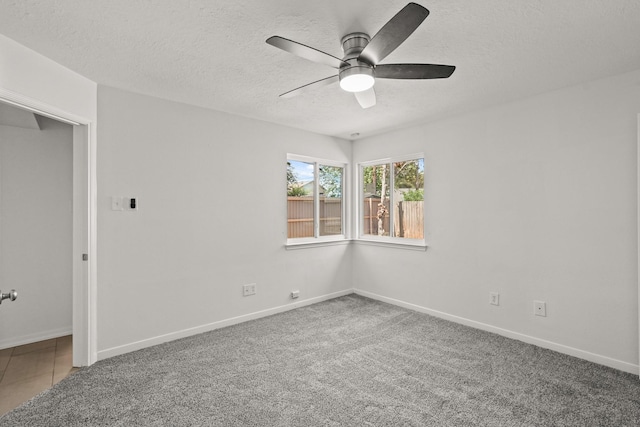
(1, 0, 639, 140)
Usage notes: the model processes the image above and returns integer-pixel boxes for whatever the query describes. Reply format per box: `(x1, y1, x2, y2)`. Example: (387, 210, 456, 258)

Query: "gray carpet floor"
(2, 294, 639, 426)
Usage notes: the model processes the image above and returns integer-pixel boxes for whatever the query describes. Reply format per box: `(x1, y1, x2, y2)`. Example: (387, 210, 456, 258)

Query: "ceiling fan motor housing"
(341, 33, 370, 59)
(339, 33, 375, 92)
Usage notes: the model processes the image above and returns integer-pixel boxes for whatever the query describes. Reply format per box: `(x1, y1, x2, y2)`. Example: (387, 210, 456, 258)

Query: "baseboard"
(0, 327, 72, 350)
(354, 289, 639, 375)
(97, 289, 354, 361)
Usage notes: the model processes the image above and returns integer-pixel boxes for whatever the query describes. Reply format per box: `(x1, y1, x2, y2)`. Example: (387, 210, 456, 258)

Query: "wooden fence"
(362, 199, 423, 239)
(288, 197, 423, 239)
(287, 197, 342, 238)
(362, 198, 390, 236)
(394, 201, 424, 239)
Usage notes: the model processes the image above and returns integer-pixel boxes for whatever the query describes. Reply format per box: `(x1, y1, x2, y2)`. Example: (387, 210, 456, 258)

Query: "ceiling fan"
(266, 2, 455, 109)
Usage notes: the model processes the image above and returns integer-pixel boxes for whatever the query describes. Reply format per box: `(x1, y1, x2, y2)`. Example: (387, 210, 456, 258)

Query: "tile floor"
(0, 336, 79, 416)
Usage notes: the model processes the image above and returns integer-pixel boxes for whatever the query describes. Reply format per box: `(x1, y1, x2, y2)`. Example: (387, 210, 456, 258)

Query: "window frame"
(286, 154, 349, 249)
(356, 153, 427, 250)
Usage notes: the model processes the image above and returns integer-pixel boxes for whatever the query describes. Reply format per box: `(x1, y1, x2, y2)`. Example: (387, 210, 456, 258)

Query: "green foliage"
(287, 162, 297, 187)
(287, 186, 308, 197)
(319, 165, 342, 198)
(362, 164, 390, 196)
(402, 188, 424, 201)
(394, 160, 424, 190)
(363, 160, 424, 196)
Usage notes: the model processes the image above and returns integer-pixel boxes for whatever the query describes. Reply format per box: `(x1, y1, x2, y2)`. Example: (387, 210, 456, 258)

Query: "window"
(360, 155, 424, 242)
(287, 155, 346, 243)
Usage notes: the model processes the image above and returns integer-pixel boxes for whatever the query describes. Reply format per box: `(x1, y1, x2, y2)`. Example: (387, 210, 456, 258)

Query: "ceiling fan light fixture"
(267, 4, 455, 108)
(339, 65, 375, 93)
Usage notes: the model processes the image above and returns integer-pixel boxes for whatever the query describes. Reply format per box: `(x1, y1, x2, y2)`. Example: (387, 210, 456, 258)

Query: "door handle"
(0, 289, 17, 304)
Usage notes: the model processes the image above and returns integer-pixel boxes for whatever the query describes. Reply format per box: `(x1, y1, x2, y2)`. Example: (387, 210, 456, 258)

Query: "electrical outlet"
(243, 283, 256, 297)
(489, 292, 500, 306)
(534, 300, 546, 317)
(290, 290, 300, 299)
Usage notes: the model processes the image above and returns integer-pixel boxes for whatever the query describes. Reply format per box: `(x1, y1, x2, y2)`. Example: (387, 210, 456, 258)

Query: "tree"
(362, 164, 390, 196)
(394, 160, 424, 190)
(319, 166, 342, 198)
(288, 186, 308, 197)
(363, 161, 424, 194)
(287, 161, 309, 196)
(403, 188, 424, 201)
(287, 162, 297, 188)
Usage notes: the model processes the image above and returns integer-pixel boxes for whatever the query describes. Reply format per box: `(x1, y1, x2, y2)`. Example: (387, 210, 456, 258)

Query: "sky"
(290, 160, 314, 183)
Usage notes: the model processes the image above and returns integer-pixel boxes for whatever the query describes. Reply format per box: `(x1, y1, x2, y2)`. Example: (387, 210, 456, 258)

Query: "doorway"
(0, 104, 78, 413)
(0, 108, 73, 347)
(0, 96, 95, 370)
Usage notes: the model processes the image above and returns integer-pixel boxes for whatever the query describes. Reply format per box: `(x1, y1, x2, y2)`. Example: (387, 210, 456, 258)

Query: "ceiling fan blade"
(266, 36, 348, 69)
(354, 87, 376, 109)
(359, 3, 430, 66)
(375, 64, 455, 79)
(280, 75, 339, 98)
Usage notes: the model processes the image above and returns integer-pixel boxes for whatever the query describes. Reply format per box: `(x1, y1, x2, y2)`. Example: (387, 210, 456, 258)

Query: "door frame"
(0, 90, 97, 366)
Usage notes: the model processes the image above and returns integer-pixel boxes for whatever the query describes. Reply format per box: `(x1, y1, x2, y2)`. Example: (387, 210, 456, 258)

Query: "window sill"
(285, 238, 351, 250)
(285, 238, 428, 251)
(353, 238, 428, 251)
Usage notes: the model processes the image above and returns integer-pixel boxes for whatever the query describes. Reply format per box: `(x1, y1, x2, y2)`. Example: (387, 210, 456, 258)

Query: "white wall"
(352, 69, 640, 373)
(0, 118, 73, 348)
(0, 34, 96, 121)
(96, 86, 352, 358)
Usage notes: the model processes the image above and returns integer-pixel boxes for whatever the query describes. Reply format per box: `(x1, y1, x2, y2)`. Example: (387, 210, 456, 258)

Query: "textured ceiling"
(1, 0, 639, 140)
